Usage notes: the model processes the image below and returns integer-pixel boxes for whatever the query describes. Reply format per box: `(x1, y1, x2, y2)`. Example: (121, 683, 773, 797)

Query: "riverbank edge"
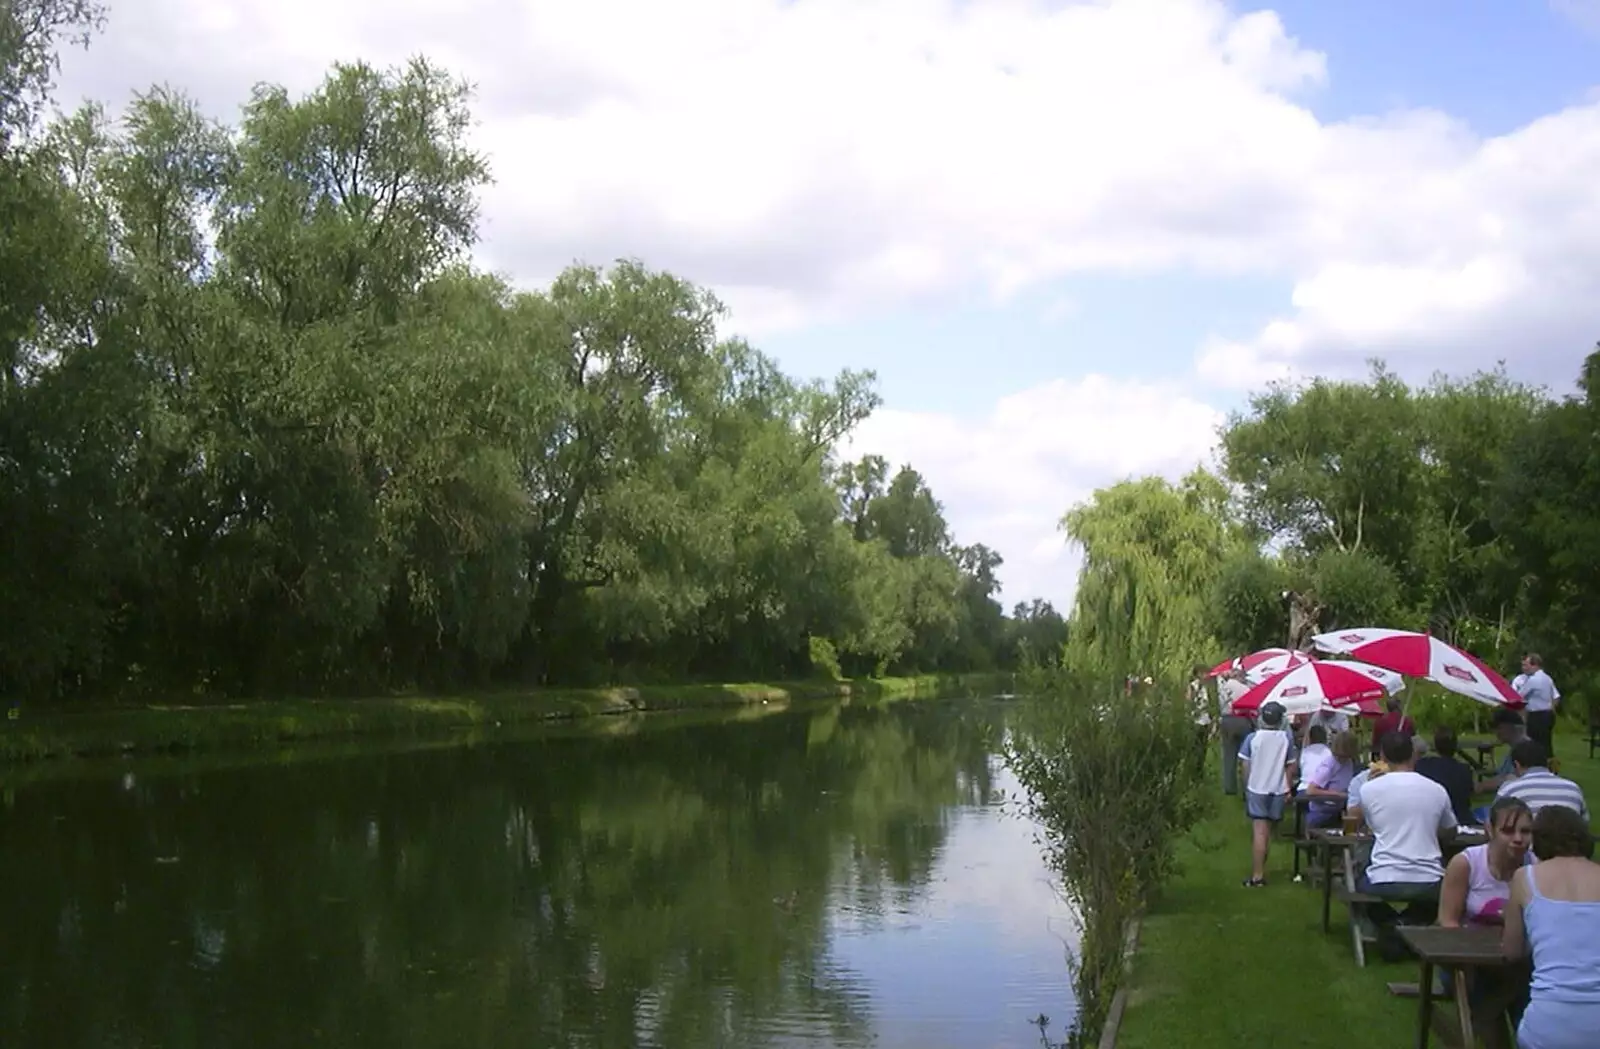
(0, 672, 1016, 763)
(1096, 917, 1144, 1049)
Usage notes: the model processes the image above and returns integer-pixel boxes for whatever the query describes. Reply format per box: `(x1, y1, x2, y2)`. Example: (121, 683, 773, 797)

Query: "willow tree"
(1062, 469, 1233, 686)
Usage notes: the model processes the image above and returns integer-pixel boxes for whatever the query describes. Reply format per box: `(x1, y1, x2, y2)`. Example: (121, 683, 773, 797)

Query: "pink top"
(1462, 844, 1529, 924)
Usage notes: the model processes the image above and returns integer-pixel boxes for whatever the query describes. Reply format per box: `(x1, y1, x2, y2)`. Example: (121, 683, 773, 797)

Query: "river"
(0, 698, 1075, 1048)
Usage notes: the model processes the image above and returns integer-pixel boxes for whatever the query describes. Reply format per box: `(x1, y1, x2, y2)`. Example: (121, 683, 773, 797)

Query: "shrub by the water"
(1006, 666, 1210, 1047)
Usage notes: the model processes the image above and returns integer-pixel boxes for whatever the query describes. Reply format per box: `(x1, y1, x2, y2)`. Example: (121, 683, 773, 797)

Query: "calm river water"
(0, 699, 1074, 1048)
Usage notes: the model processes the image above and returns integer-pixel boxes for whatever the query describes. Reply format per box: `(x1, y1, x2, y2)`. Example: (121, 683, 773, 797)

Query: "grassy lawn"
(1115, 724, 1600, 1049)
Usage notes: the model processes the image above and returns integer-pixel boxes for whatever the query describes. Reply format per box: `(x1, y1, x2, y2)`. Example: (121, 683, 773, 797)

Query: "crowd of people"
(1191, 655, 1599, 1049)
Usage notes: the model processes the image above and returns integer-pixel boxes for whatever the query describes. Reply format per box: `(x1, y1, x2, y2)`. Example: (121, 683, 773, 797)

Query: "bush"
(1005, 667, 1210, 1047)
(1212, 547, 1289, 654)
(1311, 547, 1403, 629)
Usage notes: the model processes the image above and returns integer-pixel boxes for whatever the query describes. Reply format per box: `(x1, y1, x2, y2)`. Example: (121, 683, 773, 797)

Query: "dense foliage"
(1053, 358, 1597, 693)
(0, 10, 1068, 701)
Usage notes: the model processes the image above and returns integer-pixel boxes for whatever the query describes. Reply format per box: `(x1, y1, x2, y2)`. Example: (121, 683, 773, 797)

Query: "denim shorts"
(1245, 791, 1286, 821)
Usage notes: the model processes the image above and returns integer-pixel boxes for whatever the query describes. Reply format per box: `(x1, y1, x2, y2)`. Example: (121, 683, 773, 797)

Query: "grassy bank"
(0, 672, 1015, 764)
(1115, 728, 1600, 1049)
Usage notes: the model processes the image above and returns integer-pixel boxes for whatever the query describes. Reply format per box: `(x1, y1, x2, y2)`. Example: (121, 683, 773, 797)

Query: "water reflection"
(0, 700, 1073, 1048)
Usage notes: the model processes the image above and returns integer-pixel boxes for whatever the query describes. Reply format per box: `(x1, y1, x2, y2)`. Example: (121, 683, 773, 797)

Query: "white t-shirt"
(1297, 742, 1332, 790)
(1359, 770, 1455, 884)
(1239, 728, 1295, 797)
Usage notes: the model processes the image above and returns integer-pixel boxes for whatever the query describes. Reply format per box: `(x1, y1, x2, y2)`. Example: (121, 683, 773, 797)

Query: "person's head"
(1432, 724, 1458, 759)
(1522, 652, 1543, 675)
(1385, 695, 1403, 714)
(1192, 663, 1209, 681)
(1307, 724, 1327, 747)
(1411, 735, 1431, 759)
(1258, 701, 1286, 730)
(1330, 730, 1359, 764)
(1378, 731, 1415, 768)
(1511, 739, 1551, 774)
(1491, 707, 1525, 744)
(1532, 804, 1595, 862)
(1485, 796, 1533, 862)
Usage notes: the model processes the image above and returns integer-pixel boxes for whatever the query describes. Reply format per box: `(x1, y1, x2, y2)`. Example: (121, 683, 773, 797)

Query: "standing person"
(1217, 669, 1253, 796)
(1501, 805, 1600, 1049)
(1517, 654, 1560, 756)
(1239, 701, 1296, 887)
(1188, 665, 1212, 775)
(1370, 696, 1416, 760)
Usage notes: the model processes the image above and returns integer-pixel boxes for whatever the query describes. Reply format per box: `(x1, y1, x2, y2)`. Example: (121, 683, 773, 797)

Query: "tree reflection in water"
(0, 701, 1011, 1049)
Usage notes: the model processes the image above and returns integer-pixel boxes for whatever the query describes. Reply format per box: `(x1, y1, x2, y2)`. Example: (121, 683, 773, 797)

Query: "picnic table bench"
(1399, 925, 1518, 1049)
(1310, 826, 1487, 967)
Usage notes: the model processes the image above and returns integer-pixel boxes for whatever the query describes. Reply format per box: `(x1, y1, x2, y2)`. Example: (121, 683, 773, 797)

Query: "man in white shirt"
(1515, 653, 1560, 756)
(1238, 701, 1296, 887)
(1217, 670, 1254, 795)
(1352, 731, 1456, 934)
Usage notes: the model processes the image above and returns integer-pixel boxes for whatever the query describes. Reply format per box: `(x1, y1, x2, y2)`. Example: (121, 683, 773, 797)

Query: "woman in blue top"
(1502, 805, 1600, 1049)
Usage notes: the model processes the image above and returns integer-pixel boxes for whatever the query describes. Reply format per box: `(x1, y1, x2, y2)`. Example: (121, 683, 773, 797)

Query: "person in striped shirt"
(1497, 741, 1589, 820)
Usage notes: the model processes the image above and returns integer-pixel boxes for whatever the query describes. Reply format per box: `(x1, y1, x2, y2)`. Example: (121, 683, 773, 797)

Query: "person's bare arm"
(1502, 869, 1530, 960)
(1437, 853, 1469, 928)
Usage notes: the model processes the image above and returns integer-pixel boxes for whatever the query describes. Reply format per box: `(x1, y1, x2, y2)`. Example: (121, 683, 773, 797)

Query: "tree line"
(0, 5, 1067, 701)
(1059, 355, 1600, 699)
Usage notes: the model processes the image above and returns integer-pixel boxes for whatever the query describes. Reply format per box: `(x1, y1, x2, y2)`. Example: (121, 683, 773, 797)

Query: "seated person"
(1431, 797, 1534, 1049)
(1352, 732, 1455, 934)
(1478, 708, 1530, 797)
(1497, 740, 1589, 819)
(1297, 724, 1332, 792)
(1502, 805, 1600, 1049)
(1416, 724, 1478, 826)
(1303, 729, 1358, 828)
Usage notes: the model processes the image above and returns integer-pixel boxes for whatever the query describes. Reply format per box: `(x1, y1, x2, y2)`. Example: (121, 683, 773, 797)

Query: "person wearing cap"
(1238, 700, 1297, 887)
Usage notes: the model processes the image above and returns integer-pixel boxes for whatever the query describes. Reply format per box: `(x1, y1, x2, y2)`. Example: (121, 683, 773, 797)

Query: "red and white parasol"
(1206, 647, 1311, 680)
(1242, 650, 1319, 684)
(1310, 628, 1521, 707)
(1317, 659, 1405, 695)
(1230, 660, 1390, 718)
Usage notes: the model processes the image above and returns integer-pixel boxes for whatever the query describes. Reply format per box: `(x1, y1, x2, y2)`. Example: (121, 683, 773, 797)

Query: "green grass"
(0, 671, 1015, 764)
(1115, 726, 1600, 1049)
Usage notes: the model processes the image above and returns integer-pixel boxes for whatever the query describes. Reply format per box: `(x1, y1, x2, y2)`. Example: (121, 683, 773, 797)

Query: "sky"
(51, 0, 1600, 613)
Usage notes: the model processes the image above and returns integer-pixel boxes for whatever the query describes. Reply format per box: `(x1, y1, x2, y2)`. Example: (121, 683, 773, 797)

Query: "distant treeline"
(0, 10, 1068, 700)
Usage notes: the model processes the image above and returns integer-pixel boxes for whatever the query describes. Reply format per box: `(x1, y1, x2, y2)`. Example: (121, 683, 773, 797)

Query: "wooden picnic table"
(1311, 827, 1371, 935)
(1399, 925, 1515, 1049)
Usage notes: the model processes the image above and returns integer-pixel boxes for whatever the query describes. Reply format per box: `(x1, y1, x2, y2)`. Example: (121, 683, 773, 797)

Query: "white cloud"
(48, 0, 1600, 606)
(841, 375, 1223, 608)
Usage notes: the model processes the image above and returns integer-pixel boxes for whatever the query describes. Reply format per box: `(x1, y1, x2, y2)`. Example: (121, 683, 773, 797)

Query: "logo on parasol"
(1281, 686, 1309, 698)
(1339, 633, 1366, 643)
(1442, 664, 1478, 683)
